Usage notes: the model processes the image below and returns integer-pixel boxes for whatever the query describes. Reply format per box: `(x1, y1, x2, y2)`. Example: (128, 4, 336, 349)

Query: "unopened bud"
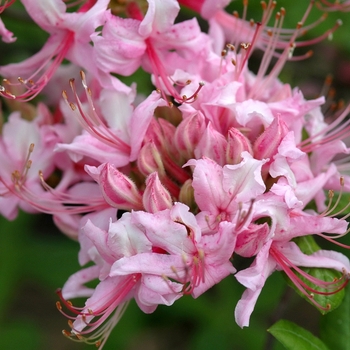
(226, 127, 253, 164)
(143, 173, 173, 213)
(137, 142, 165, 177)
(174, 112, 206, 159)
(88, 163, 143, 210)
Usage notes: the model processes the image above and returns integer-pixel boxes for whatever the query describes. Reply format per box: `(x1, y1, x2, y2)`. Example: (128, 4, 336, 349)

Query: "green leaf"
(268, 319, 329, 350)
(320, 286, 350, 350)
(294, 235, 321, 255)
(284, 236, 345, 314)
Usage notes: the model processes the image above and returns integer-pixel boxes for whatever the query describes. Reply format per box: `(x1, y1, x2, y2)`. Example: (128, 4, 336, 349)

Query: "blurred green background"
(1, 1, 350, 349)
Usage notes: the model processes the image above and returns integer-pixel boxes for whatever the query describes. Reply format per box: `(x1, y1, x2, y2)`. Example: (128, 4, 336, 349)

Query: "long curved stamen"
(0, 0, 15, 13)
(317, 0, 350, 12)
(0, 143, 35, 196)
(270, 245, 349, 310)
(56, 274, 138, 348)
(298, 104, 350, 152)
(2, 32, 75, 102)
(63, 73, 131, 154)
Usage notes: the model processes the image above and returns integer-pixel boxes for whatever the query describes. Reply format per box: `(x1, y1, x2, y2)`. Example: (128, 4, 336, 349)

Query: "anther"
(240, 42, 251, 50)
(62, 330, 72, 337)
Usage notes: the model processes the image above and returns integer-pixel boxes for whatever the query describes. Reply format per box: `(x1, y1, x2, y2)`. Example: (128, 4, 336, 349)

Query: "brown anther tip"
(221, 49, 227, 57)
(185, 80, 191, 85)
(70, 102, 76, 111)
(26, 160, 32, 169)
(338, 100, 345, 109)
(233, 10, 239, 18)
(275, 12, 281, 20)
(68, 320, 74, 328)
(29, 143, 35, 152)
(249, 19, 254, 26)
(88, 308, 94, 315)
(80, 70, 86, 80)
(260, 1, 267, 10)
(168, 102, 173, 108)
(28, 79, 34, 85)
(3, 78, 9, 83)
(321, 13, 328, 20)
(231, 58, 236, 66)
(240, 42, 251, 50)
(18, 77, 25, 84)
(69, 79, 75, 87)
(182, 95, 188, 101)
(336, 19, 343, 26)
(62, 330, 71, 337)
(267, 29, 273, 37)
(306, 50, 313, 58)
(226, 44, 235, 51)
(62, 90, 68, 99)
(296, 21, 303, 29)
(325, 74, 333, 84)
(280, 7, 286, 15)
(95, 341, 102, 348)
(56, 301, 62, 310)
(156, 88, 161, 93)
(340, 176, 345, 186)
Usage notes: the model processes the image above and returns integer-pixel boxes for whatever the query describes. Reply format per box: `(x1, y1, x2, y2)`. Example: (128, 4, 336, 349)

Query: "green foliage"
(320, 286, 350, 350)
(287, 236, 345, 314)
(268, 319, 329, 350)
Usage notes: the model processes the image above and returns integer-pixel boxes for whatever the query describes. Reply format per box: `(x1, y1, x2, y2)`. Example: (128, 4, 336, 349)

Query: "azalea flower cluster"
(1, 0, 350, 348)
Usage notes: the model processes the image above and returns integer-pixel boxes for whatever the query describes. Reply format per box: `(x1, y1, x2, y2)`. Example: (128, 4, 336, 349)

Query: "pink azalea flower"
(92, 0, 209, 103)
(116, 202, 237, 298)
(235, 240, 350, 327)
(185, 153, 266, 233)
(58, 210, 183, 348)
(0, 110, 59, 219)
(57, 79, 167, 167)
(0, 0, 110, 101)
(0, 18, 15, 43)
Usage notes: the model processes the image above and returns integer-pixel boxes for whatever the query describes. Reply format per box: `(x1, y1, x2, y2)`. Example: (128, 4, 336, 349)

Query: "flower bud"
(178, 179, 195, 211)
(253, 115, 289, 160)
(91, 163, 143, 210)
(174, 112, 206, 159)
(226, 127, 253, 164)
(137, 142, 165, 177)
(143, 173, 173, 213)
(194, 122, 228, 166)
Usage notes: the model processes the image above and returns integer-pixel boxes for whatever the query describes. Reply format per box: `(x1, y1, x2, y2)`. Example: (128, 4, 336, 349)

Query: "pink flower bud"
(143, 173, 172, 213)
(137, 142, 165, 177)
(226, 127, 253, 164)
(179, 179, 195, 210)
(174, 112, 206, 159)
(195, 122, 228, 166)
(145, 118, 177, 152)
(98, 163, 143, 210)
(253, 115, 289, 160)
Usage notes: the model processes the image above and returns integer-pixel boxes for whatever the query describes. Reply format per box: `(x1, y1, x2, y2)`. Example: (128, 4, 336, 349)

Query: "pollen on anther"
(62, 330, 71, 337)
(56, 301, 62, 310)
